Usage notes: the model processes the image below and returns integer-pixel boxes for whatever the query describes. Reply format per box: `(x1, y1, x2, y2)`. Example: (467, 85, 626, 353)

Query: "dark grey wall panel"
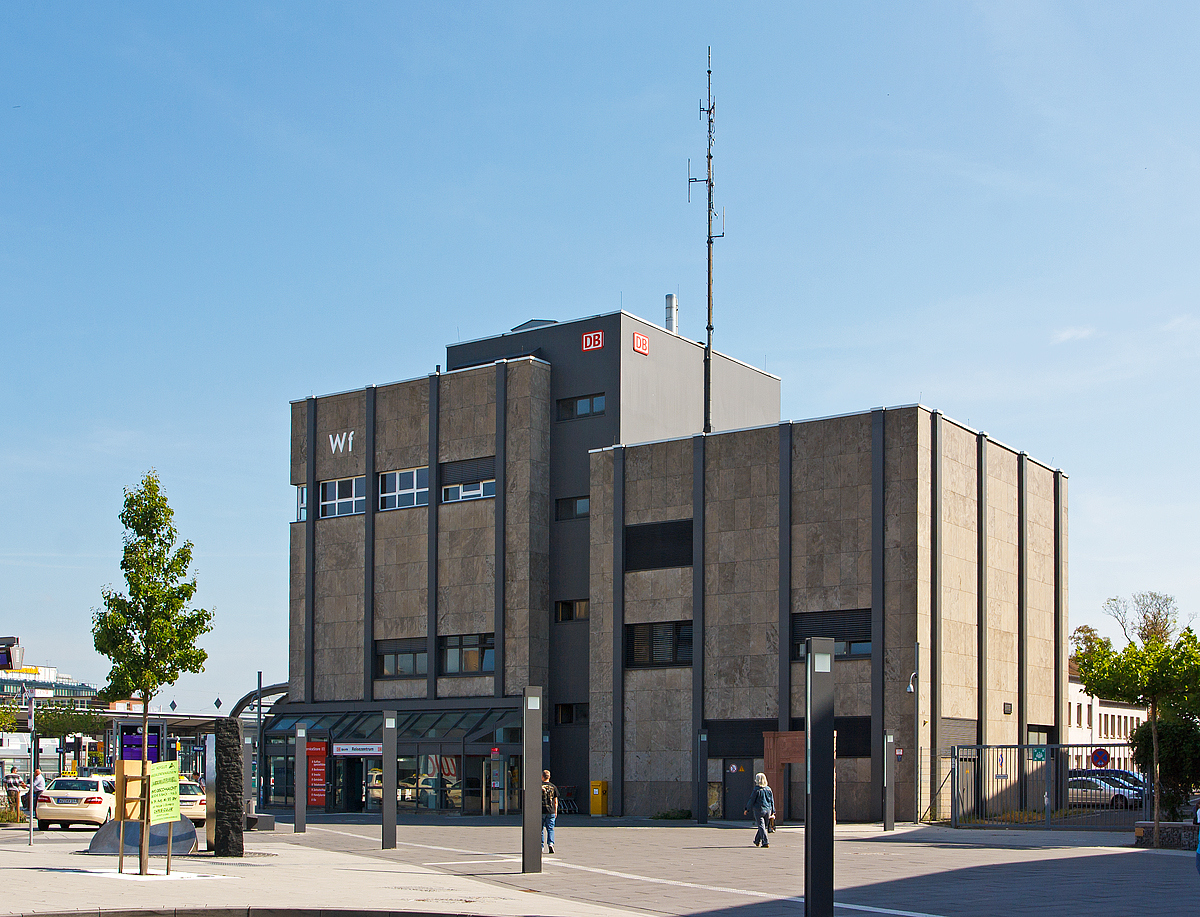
(305, 397, 317, 704)
(364, 386, 377, 703)
(494, 363, 507, 699)
(870, 408, 885, 821)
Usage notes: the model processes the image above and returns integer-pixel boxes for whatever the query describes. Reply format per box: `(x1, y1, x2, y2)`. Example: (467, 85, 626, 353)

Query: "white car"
(179, 780, 206, 824)
(36, 776, 116, 830)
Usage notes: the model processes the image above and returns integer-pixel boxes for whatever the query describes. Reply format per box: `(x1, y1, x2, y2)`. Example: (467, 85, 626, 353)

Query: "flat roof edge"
(289, 355, 551, 404)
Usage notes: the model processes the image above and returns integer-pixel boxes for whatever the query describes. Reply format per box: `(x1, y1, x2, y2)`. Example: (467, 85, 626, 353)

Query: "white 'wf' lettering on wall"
(329, 431, 355, 454)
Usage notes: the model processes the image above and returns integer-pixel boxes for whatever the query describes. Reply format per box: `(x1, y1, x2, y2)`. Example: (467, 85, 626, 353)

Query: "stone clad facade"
(589, 406, 1067, 822)
(281, 309, 1065, 824)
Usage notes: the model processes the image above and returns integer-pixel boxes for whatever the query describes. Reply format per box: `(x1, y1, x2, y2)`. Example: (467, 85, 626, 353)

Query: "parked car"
(178, 780, 206, 824)
(1068, 769, 1145, 801)
(1067, 776, 1141, 809)
(36, 776, 116, 830)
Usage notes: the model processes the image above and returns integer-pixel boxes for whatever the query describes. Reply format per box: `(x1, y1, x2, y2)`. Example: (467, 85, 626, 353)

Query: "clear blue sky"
(3, 3, 1197, 711)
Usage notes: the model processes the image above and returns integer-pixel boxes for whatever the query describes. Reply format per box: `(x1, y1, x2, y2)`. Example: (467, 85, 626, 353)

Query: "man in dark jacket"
(743, 772, 775, 848)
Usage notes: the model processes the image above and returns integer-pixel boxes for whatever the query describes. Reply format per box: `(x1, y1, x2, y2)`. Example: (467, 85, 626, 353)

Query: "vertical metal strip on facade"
(692, 434, 707, 822)
(777, 423, 792, 735)
(930, 410, 943, 809)
(1017, 453, 1028, 744)
(427, 372, 440, 701)
(305, 397, 317, 704)
(494, 362, 507, 698)
(1053, 470, 1066, 742)
(870, 408, 885, 820)
(611, 446, 625, 816)
(977, 433, 988, 746)
(364, 386, 377, 703)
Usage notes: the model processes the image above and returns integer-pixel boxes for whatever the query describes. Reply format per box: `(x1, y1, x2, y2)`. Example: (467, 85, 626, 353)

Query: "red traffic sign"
(1091, 747, 1111, 768)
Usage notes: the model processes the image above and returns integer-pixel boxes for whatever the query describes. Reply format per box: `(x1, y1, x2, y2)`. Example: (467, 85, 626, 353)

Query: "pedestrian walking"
(4, 766, 25, 815)
(541, 769, 558, 853)
(743, 772, 775, 848)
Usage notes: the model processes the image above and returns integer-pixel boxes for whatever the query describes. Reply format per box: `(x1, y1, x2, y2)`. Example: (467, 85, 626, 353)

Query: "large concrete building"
(273, 307, 1068, 822)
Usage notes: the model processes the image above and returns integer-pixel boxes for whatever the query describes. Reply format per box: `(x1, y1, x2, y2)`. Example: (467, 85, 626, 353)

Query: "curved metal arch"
(230, 682, 289, 719)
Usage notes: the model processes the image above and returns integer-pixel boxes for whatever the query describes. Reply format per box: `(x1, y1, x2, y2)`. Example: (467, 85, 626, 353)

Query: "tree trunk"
(140, 694, 150, 875)
(1150, 697, 1160, 849)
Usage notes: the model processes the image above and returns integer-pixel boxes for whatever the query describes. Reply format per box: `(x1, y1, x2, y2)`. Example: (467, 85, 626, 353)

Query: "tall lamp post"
(907, 641, 920, 824)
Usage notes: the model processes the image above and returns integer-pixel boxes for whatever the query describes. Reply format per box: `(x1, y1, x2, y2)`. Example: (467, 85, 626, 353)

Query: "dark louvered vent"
(441, 456, 495, 485)
(625, 519, 693, 571)
(939, 717, 979, 755)
(790, 609, 872, 660)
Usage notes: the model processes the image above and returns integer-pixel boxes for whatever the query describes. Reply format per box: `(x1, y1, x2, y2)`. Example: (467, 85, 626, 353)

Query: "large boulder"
(87, 817, 197, 855)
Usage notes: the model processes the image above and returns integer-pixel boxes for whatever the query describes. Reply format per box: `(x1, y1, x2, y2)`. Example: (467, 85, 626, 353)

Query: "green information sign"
(1031, 747, 1047, 762)
(148, 759, 181, 825)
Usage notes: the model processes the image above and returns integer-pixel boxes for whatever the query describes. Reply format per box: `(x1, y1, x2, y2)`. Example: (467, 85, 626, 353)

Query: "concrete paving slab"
(3, 815, 1194, 917)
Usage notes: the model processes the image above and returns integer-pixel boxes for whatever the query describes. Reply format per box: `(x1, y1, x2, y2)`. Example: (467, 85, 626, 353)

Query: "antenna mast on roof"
(689, 47, 723, 434)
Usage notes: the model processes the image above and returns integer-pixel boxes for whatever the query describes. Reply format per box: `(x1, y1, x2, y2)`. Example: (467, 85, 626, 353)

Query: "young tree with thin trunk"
(93, 471, 213, 874)
(1075, 593, 1200, 848)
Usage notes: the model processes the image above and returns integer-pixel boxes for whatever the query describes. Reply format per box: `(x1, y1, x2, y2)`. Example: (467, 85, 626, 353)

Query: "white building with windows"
(1066, 660, 1147, 773)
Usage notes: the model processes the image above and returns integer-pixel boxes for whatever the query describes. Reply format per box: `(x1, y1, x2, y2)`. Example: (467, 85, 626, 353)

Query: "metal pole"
(294, 726, 306, 833)
(914, 641, 921, 824)
(805, 637, 835, 917)
(703, 50, 714, 435)
(521, 687, 543, 873)
(883, 731, 894, 831)
(382, 712, 396, 849)
(256, 671, 263, 810)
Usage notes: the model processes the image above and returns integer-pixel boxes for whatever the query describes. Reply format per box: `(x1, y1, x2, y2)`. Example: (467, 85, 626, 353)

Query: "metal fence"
(951, 743, 1148, 830)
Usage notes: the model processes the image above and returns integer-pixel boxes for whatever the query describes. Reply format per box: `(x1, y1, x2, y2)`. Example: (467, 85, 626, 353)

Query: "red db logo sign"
(632, 332, 649, 356)
(582, 330, 604, 351)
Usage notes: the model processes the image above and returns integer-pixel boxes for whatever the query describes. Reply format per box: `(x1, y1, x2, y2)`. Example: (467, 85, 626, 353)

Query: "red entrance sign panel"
(632, 332, 649, 356)
(1091, 747, 1111, 768)
(307, 741, 327, 807)
(582, 330, 604, 351)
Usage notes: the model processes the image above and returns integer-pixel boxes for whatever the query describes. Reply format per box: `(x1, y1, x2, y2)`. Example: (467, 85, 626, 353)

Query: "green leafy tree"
(1129, 717, 1200, 820)
(92, 471, 213, 874)
(34, 704, 105, 770)
(1076, 602, 1200, 847)
(0, 701, 15, 735)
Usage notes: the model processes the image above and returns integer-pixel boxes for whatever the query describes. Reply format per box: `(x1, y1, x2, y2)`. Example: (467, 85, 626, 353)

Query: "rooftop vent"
(665, 294, 679, 334)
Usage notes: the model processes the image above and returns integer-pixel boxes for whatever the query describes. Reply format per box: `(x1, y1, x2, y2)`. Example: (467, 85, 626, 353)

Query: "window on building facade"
(442, 480, 496, 503)
(375, 638, 427, 679)
(555, 496, 590, 521)
(554, 600, 589, 622)
(554, 703, 589, 726)
(379, 467, 429, 509)
(1087, 704, 1092, 727)
(439, 633, 495, 675)
(625, 621, 693, 668)
(297, 485, 307, 521)
(556, 393, 606, 421)
(319, 476, 366, 517)
(790, 609, 872, 660)
(624, 519, 693, 571)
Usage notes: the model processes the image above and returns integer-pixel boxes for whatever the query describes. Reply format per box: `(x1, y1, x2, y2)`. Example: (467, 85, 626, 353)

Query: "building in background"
(275, 306, 1069, 821)
(1066, 660, 1147, 773)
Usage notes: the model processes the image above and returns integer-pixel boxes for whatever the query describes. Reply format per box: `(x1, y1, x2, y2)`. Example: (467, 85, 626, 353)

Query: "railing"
(951, 743, 1148, 830)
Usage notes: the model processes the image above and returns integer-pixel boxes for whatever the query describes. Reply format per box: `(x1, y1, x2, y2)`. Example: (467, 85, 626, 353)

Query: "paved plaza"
(2, 814, 1195, 917)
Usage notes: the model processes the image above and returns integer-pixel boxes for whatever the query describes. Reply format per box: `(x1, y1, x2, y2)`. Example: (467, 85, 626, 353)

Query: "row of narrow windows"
(297, 468, 499, 520)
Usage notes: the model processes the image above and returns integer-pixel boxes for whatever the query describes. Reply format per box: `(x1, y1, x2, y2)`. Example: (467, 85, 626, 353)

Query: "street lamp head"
(907, 672, 917, 694)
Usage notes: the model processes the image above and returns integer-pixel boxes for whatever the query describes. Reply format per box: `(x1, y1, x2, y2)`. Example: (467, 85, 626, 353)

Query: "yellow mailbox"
(589, 780, 608, 815)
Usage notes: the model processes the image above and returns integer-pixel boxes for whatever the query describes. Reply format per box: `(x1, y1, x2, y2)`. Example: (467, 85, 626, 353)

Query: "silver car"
(1067, 776, 1140, 809)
